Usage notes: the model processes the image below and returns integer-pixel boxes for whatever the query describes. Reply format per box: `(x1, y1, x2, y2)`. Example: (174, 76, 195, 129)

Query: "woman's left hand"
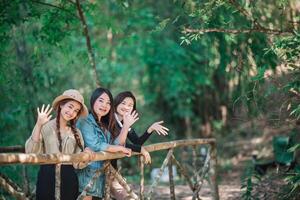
(147, 121, 169, 136)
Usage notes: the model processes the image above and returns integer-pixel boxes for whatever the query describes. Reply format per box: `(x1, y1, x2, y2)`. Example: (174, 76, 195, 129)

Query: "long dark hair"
(56, 99, 84, 152)
(90, 87, 116, 138)
(114, 91, 137, 112)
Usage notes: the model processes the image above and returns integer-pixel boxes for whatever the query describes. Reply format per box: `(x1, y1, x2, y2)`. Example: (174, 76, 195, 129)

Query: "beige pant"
(111, 178, 131, 200)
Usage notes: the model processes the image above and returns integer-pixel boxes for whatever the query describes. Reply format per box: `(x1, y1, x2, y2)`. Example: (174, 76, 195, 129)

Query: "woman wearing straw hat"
(25, 89, 94, 200)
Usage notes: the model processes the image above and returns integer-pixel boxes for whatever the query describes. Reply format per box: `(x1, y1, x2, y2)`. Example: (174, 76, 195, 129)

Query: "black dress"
(36, 164, 79, 200)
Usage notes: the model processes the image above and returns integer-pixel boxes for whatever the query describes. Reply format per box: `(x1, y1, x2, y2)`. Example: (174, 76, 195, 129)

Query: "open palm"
(37, 104, 53, 126)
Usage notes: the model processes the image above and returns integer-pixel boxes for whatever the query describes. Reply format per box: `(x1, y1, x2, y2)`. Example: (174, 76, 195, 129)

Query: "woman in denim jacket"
(76, 87, 138, 200)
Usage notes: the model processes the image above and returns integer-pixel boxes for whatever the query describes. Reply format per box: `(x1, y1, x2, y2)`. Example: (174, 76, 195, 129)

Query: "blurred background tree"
(0, 0, 299, 198)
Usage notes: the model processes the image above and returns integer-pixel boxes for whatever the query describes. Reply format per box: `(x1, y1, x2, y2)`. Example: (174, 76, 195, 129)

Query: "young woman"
(25, 89, 93, 200)
(111, 91, 169, 200)
(76, 87, 138, 200)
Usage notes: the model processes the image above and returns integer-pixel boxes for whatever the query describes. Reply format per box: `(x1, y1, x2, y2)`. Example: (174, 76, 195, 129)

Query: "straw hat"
(52, 89, 88, 117)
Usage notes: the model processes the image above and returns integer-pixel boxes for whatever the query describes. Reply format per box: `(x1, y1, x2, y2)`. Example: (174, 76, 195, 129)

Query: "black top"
(111, 123, 152, 169)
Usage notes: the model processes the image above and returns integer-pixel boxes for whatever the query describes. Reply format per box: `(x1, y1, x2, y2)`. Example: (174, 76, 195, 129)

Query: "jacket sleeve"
(25, 126, 44, 154)
(77, 119, 109, 152)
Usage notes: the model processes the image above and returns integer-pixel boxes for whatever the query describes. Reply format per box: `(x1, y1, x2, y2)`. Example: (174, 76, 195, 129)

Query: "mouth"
(99, 108, 107, 113)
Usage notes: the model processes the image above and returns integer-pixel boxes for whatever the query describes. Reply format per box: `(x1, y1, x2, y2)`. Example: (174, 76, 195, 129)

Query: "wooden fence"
(0, 138, 219, 200)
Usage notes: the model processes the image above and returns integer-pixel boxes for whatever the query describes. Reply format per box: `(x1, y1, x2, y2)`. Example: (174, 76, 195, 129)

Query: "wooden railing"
(0, 138, 219, 200)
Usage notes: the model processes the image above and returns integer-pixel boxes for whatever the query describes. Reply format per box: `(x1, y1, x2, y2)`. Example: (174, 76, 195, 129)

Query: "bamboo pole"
(109, 164, 138, 200)
(140, 156, 145, 200)
(0, 173, 29, 200)
(0, 139, 216, 165)
(168, 157, 175, 200)
(147, 148, 174, 200)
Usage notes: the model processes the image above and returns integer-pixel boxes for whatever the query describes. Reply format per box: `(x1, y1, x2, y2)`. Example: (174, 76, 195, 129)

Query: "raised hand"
(36, 104, 53, 126)
(147, 121, 169, 136)
(123, 110, 139, 128)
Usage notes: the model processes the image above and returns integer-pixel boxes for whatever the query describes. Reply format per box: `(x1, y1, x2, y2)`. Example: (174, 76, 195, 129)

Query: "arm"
(127, 129, 152, 146)
(78, 119, 131, 156)
(25, 105, 53, 153)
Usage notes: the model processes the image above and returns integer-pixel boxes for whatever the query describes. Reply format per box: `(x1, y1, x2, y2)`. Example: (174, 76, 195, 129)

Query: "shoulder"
(41, 119, 56, 134)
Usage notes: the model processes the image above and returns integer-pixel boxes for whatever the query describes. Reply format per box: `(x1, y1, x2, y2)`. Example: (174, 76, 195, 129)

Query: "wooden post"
(168, 157, 175, 200)
(55, 164, 61, 200)
(209, 143, 219, 200)
(140, 156, 145, 200)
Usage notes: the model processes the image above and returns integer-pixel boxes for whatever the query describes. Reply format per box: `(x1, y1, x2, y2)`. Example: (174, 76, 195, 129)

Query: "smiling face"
(60, 100, 82, 121)
(93, 92, 111, 119)
(116, 97, 134, 118)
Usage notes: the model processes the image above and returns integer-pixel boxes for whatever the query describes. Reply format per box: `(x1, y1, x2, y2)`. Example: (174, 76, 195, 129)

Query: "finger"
(45, 104, 50, 112)
(41, 104, 45, 112)
(160, 130, 168, 135)
(132, 112, 139, 119)
(37, 107, 40, 114)
(161, 126, 169, 131)
(156, 121, 164, 124)
(155, 130, 162, 135)
(134, 117, 140, 123)
(47, 115, 52, 121)
(46, 107, 53, 116)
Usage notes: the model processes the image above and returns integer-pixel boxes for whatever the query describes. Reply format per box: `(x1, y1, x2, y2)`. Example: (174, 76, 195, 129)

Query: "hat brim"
(52, 95, 88, 117)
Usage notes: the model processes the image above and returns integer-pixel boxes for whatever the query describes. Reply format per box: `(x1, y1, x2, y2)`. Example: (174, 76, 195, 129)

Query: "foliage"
(241, 166, 261, 200)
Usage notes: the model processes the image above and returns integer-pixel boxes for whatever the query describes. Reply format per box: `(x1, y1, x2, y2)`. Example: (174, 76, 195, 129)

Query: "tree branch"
(75, 0, 100, 87)
(30, 0, 78, 19)
(183, 27, 294, 35)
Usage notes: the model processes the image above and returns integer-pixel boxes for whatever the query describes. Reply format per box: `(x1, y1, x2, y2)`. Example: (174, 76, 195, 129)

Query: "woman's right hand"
(36, 104, 53, 126)
(123, 110, 139, 129)
(141, 147, 151, 164)
(119, 146, 132, 157)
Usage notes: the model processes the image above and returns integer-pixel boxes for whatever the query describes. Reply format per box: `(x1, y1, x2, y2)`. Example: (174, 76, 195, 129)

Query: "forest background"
(0, 0, 300, 199)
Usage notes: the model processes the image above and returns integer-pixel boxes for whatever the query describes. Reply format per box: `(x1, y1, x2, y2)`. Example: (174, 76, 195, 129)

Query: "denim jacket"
(77, 113, 118, 169)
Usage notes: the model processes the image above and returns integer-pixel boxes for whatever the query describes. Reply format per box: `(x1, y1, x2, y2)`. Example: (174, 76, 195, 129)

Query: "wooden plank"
(0, 139, 216, 165)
